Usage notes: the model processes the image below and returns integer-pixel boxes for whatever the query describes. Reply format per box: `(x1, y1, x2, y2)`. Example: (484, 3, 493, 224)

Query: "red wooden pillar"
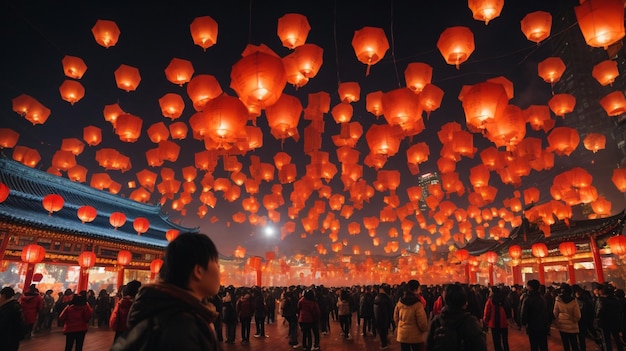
(590, 236, 604, 283)
(78, 268, 89, 292)
(469, 266, 477, 284)
(0, 232, 10, 261)
(512, 265, 522, 286)
(488, 263, 494, 286)
(117, 268, 125, 291)
(256, 269, 262, 286)
(464, 263, 471, 284)
(537, 260, 545, 285)
(24, 263, 35, 289)
(567, 259, 576, 285)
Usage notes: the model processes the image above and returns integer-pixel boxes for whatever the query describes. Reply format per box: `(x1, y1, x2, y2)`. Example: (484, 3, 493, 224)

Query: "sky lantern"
(583, 133, 606, 153)
(103, 103, 125, 126)
(468, 0, 504, 24)
(331, 102, 353, 124)
(599, 91, 626, 116)
(508, 245, 522, 259)
(532, 243, 548, 258)
(169, 122, 188, 140)
(524, 105, 554, 132)
(42, 194, 64, 215)
(203, 94, 248, 147)
(61, 138, 85, 155)
(283, 53, 309, 88)
(548, 93, 576, 117)
(21, 244, 46, 264)
(591, 196, 611, 217)
(187, 74, 223, 111)
(0, 128, 19, 149)
(147, 122, 170, 143)
(592, 60, 619, 86)
(230, 44, 287, 110)
(420, 83, 444, 117)
(133, 217, 150, 235)
(338, 82, 361, 103)
(437, 26, 475, 69)
(486, 76, 514, 100)
(61, 55, 87, 79)
(12, 94, 50, 125)
(366, 91, 384, 117)
(277, 13, 310, 49)
(574, 0, 625, 49)
(115, 114, 143, 142)
(165, 58, 194, 86)
(265, 93, 302, 142)
(547, 127, 580, 156)
(351, 27, 389, 76)
(608, 235, 626, 255)
(537, 57, 566, 85)
(406, 142, 430, 175)
(0, 182, 9, 203)
(461, 82, 509, 131)
(13, 146, 41, 168)
(51, 150, 76, 171)
(77, 205, 97, 223)
(90, 173, 112, 190)
(59, 79, 85, 105)
(520, 11, 552, 43)
(485, 104, 526, 149)
(117, 250, 132, 266)
(190, 16, 218, 50)
(612, 168, 626, 192)
(404, 63, 433, 93)
(292, 43, 324, 79)
(382, 88, 422, 134)
(91, 19, 120, 48)
(114, 64, 141, 92)
(366, 124, 402, 158)
(485, 251, 498, 264)
(158, 93, 185, 119)
(109, 212, 127, 230)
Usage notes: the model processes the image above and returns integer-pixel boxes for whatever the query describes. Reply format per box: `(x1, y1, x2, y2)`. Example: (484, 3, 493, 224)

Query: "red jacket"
(297, 297, 320, 323)
(110, 297, 134, 332)
(60, 304, 93, 333)
(19, 293, 43, 324)
(483, 298, 508, 329)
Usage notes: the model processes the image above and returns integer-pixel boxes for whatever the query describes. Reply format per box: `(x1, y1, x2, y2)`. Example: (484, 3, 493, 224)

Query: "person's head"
(160, 233, 220, 299)
(559, 283, 572, 297)
(304, 289, 315, 301)
(443, 283, 467, 310)
(0, 286, 15, 302)
(380, 284, 391, 295)
(71, 293, 87, 306)
(526, 279, 540, 292)
(407, 280, 420, 294)
(124, 280, 141, 298)
(45, 289, 53, 296)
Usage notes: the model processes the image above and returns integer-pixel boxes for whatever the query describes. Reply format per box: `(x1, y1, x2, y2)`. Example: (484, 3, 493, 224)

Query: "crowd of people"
(2, 233, 626, 351)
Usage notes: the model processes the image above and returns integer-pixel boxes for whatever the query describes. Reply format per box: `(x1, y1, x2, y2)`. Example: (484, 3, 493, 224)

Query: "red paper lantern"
(117, 250, 132, 266)
(520, 11, 552, 43)
(485, 251, 498, 264)
(91, 19, 120, 48)
(559, 242, 577, 257)
(78, 251, 97, 268)
(351, 27, 389, 76)
(109, 212, 127, 230)
(190, 16, 218, 51)
(574, 0, 625, 49)
(133, 217, 150, 235)
(165, 58, 194, 86)
(21, 244, 46, 264)
(166, 229, 180, 242)
(508, 245, 522, 259)
(592, 60, 619, 86)
(0, 182, 9, 203)
(455, 249, 470, 262)
(77, 205, 97, 223)
(277, 13, 310, 49)
(608, 235, 626, 255)
(42, 194, 64, 215)
(0, 128, 19, 149)
(114, 64, 141, 92)
(531, 243, 548, 258)
(150, 259, 163, 274)
(538, 57, 566, 84)
(468, 0, 504, 24)
(437, 26, 475, 69)
(61, 55, 88, 79)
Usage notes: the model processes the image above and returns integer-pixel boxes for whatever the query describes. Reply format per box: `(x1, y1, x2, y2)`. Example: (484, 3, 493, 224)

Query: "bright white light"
(264, 226, 274, 237)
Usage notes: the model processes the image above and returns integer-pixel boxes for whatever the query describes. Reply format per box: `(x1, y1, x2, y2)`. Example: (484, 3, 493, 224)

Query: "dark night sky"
(1, 0, 624, 259)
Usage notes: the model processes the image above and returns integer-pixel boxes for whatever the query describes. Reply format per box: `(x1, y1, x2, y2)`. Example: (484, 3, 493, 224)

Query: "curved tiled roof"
(0, 158, 198, 249)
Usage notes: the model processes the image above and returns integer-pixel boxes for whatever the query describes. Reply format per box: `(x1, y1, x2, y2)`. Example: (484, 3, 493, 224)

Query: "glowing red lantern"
(455, 249, 470, 262)
(58, 80, 85, 105)
(548, 93, 576, 117)
(437, 26, 475, 69)
(165, 58, 194, 86)
(485, 251, 498, 264)
(114, 64, 141, 92)
(508, 245, 522, 259)
(592, 60, 619, 86)
(468, 0, 504, 24)
(521, 11, 552, 43)
(559, 242, 577, 257)
(158, 93, 185, 120)
(61, 55, 88, 79)
(0, 128, 19, 149)
(574, 0, 625, 49)
(190, 16, 218, 51)
(150, 259, 163, 274)
(531, 243, 548, 258)
(109, 212, 127, 230)
(166, 229, 180, 242)
(461, 82, 509, 131)
(115, 114, 143, 142)
(351, 27, 389, 76)
(599, 91, 626, 116)
(538, 57, 566, 84)
(404, 62, 432, 93)
(277, 13, 310, 49)
(133, 217, 150, 235)
(21, 244, 45, 264)
(0, 182, 9, 203)
(117, 250, 132, 266)
(203, 94, 249, 146)
(608, 235, 626, 255)
(91, 20, 120, 48)
(78, 251, 97, 268)
(77, 205, 97, 223)
(187, 74, 223, 111)
(42, 194, 64, 215)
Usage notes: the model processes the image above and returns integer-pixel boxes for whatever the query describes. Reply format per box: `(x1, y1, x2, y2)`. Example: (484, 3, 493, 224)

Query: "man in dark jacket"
(595, 283, 624, 351)
(374, 284, 394, 349)
(426, 283, 486, 351)
(360, 286, 375, 336)
(521, 279, 550, 351)
(0, 286, 25, 351)
(110, 233, 222, 351)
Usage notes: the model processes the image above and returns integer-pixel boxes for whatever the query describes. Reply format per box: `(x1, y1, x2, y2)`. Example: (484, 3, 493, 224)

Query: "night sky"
(1, 0, 624, 260)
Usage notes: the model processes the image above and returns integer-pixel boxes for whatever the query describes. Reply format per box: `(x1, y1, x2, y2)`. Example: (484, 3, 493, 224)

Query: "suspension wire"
(390, 0, 401, 88)
(333, 0, 341, 85)
(248, 0, 253, 43)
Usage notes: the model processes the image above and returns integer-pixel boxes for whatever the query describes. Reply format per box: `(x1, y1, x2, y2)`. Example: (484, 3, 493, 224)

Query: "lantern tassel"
(365, 64, 371, 77)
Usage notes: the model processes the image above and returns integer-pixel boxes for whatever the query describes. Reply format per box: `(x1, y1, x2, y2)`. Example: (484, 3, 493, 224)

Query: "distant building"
(417, 171, 440, 212)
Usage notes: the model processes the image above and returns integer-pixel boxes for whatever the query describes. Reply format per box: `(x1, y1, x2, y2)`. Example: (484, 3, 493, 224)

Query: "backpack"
(431, 314, 467, 351)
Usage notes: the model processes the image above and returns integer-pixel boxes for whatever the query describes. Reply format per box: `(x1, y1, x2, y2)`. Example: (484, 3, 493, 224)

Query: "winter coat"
(298, 297, 320, 323)
(595, 295, 622, 331)
(221, 294, 237, 324)
(426, 306, 487, 351)
(236, 294, 254, 319)
(394, 292, 429, 344)
(337, 299, 351, 316)
(19, 292, 42, 324)
(483, 297, 509, 329)
(359, 292, 374, 318)
(553, 295, 581, 334)
(110, 296, 135, 332)
(253, 294, 267, 318)
(110, 283, 221, 351)
(374, 292, 393, 327)
(0, 298, 24, 351)
(521, 290, 550, 333)
(59, 304, 93, 333)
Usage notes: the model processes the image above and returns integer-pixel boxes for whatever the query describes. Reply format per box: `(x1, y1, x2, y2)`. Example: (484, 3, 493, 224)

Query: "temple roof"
(0, 158, 198, 249)
(460, 210, 626, 256)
